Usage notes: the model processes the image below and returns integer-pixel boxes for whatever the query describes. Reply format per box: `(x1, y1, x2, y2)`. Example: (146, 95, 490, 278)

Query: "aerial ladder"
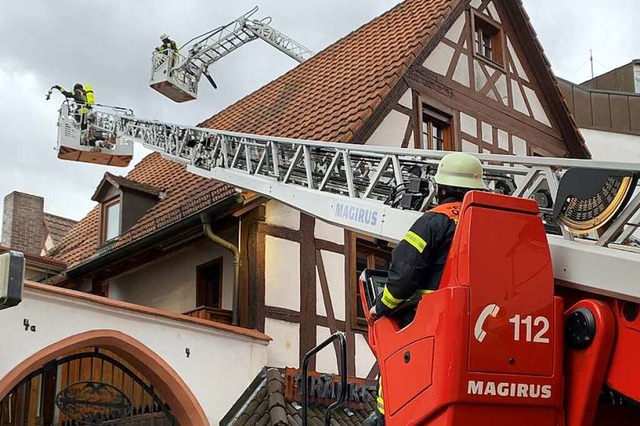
(149, 6, 314, 102)
(52, 104, 640, 424)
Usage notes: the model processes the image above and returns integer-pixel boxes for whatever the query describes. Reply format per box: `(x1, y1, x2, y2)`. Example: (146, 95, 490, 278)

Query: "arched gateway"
(0, 330, 208, 425)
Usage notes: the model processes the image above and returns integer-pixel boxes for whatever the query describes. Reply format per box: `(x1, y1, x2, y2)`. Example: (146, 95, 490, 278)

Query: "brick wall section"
(2, 192, 45, 255)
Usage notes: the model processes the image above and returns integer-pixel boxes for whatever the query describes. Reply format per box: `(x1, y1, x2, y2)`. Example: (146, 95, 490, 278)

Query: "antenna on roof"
(590, 49, 594, 79)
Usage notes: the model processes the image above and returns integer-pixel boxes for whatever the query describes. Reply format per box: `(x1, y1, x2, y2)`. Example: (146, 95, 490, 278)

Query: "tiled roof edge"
(220, 368, 268, 425)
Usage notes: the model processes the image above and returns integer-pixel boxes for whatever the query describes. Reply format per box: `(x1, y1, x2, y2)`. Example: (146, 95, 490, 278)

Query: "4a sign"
(284, 368, 376, 409)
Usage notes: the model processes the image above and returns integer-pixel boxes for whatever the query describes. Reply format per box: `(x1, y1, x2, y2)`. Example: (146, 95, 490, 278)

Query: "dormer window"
(102, 198, 121, 242)
(92, 172, 163, 248)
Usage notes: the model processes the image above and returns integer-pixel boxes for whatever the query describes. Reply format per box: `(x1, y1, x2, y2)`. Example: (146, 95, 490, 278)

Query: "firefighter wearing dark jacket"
(53, 83, 89, 129)
(363, 152, 485, 426)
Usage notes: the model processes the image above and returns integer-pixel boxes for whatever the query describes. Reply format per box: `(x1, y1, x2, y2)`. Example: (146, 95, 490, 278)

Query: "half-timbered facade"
(1, 0, 591, 423)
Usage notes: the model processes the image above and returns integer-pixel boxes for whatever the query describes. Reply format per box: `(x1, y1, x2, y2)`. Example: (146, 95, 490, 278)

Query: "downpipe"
(201, 214, 240, 326)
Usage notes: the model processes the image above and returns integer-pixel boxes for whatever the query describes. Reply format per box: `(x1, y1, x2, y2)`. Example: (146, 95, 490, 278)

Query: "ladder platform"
(149, 51, 197, 103)
(56, 101, 134, 167)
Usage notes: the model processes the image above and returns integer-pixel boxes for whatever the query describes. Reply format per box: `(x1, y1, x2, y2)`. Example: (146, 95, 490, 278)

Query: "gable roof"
(91, 172, 164, 202)
(43, 213, 77, 247)
(220, 368, 376, 426)
(50, 153, 236, 267)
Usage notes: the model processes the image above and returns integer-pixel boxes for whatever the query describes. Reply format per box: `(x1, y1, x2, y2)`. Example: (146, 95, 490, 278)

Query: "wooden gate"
(0, 348, 177, 425)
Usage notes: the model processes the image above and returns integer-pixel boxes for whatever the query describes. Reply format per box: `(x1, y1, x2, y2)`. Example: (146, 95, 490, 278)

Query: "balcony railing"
(183, 306, 233, 325)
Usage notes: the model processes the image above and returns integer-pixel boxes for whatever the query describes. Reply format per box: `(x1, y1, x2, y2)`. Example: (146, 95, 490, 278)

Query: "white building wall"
(109, 232, 237, 313)
(315, 250, 346, 321)
(316, 326, 338, 375)
(264, 318, 300, 368)
(265, 200, 300, 230)
(581, 129, 640, 162)
(365, 110, 410, 147)
(355, 333, 377, 379)
(0, 285, 268, 425)
(265, 236, 300, 311)
(315, 219, 344, 245)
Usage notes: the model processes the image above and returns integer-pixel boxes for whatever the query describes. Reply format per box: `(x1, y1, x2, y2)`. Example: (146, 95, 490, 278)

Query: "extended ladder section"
(150, 7, 314, 102)
(87, 109, 640, 303)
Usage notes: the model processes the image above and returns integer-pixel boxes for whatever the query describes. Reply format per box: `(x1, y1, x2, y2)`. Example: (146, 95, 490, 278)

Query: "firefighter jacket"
(60, 89, 87, 105)
(156, 39, 178, 54)
(375, 199, 461, 317)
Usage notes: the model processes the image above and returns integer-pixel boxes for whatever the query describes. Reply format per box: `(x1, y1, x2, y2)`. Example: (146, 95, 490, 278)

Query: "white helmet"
(434, 152, 484, 189)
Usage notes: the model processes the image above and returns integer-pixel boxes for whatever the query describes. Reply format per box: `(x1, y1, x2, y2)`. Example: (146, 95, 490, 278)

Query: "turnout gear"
(156, 34, 178, 54)
(374, 200, 460, 317)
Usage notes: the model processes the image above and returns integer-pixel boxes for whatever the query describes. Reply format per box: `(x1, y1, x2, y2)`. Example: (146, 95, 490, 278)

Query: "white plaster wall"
(512, 136, 528, 156)
(365, 109, 410, 147)
(109, 234, 237, 313)
(481, 122, 493, 144)
(265, 318, 299, 368)
(460, 113, 477, 137)
(523, 86, 552, 126)
(265, 200, 300, 230)
(315, 250, 346, 322)
(444, 15, 466, 43)
(355, 333, 377, 379)
(462, 140, 479, 153)
(498, 129, 509, 151)
(453, 54, 470, 87)
(0, 287, 268, 425)
(507, 39, 530, 82)
(265, 236, 300, 311)
(581, 129, 640, 163)
(315, 326, 338, 375)
(315, 219, 344, 245)
(511, 80, 528, 116)
(398, 89, 412, 109)
(423, 42, 455, 77)
(486, 2, 501, 23)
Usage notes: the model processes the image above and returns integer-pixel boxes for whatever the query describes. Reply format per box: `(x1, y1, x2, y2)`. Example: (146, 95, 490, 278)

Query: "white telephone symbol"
(474, 304, 500, 342)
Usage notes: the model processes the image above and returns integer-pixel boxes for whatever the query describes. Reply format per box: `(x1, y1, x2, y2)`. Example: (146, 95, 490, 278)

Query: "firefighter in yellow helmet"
(155, 33, 179, 66)
(51, 83, 90, 129)
(364, 152, 485, 426)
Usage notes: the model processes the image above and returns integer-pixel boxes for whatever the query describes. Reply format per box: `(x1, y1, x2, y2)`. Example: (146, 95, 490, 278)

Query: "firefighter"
(53, 83, 90, 130)
(363, 152, 485, 426)
(155, 33, 179, 66)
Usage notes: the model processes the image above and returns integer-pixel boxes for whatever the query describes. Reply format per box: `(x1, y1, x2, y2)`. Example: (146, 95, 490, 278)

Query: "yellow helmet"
(160, 33, 169, 40)
(434, 152, 484, 189)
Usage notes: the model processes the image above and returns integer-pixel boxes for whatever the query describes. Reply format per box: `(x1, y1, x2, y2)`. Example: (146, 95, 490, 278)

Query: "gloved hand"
(369, 305, 379, 324)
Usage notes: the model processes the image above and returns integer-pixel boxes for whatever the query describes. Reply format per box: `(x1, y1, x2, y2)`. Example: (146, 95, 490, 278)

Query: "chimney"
(2, 191, 45, 255)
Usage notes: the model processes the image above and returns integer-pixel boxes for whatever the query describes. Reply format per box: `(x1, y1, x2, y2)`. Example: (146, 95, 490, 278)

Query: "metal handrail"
(301, 331, 348, 426)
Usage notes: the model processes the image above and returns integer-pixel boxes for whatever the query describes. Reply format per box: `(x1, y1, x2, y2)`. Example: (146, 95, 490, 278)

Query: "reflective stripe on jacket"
(375, 199, 460, 316)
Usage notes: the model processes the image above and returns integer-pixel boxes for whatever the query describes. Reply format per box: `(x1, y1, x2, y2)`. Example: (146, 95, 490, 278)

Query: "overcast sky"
(0, 0, 638, 228)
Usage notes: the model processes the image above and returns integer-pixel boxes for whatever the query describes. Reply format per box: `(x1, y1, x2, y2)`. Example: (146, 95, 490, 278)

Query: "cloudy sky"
(0, 0, 637, 228)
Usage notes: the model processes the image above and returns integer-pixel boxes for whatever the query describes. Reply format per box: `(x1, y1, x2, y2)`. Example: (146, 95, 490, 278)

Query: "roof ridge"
(266, 368, 288, 425)
(43, 212, 78, 223)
